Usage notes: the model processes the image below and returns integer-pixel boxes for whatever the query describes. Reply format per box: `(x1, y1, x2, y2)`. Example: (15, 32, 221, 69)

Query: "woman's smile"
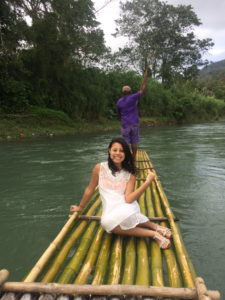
(109, 142, 125, 165)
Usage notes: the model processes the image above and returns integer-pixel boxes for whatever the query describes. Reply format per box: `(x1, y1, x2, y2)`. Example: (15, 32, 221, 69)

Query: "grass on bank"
(0, 103, 224, 141)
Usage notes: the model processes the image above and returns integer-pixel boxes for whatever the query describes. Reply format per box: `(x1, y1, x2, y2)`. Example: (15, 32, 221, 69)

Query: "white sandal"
(153, 231, 171, 249)
(156, 225, 172, 238)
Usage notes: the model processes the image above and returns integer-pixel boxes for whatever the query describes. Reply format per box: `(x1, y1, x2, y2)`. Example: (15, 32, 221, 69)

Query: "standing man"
(116, 72, 148, 162)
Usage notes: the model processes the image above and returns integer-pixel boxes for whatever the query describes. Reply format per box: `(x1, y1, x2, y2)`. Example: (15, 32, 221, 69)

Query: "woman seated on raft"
(70, 137, 172, 249)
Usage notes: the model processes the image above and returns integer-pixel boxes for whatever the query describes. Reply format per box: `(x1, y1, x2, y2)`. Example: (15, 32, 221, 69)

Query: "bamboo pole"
(0, 270, 9, 285)
(148, 163, 182, 289)
(70, 215, 179, 222)
(58, 205, 103, 284)
(40, 196, 102, 283)
(1, 283, 220, 300)
(121, 237, 136, 285)
(106, 235, 124, 285)
(140, 153, 165, 288)
(140, 51, 154, 90)
(194, 277, 212, 300)
(24, 189, 99, 283)
(73, 225, 105, 285)
(92, 233, 113, 285)
(135, 156, 150, 286)
(142, 151, 195, 288)
(144, 150, 198, 283)
(121, 178, 138, 286)
(23, 190, 100, 283)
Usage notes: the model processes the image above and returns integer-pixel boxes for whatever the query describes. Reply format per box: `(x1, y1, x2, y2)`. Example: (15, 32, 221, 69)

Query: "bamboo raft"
(0, 150, 220, 300)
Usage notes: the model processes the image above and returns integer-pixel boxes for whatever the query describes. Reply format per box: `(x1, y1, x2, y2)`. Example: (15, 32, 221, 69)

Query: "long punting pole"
(1, 282, 220, 300)
(140, 51, 154, 90)
(142, 151, 196, 288)
(40, 196, 102, 283)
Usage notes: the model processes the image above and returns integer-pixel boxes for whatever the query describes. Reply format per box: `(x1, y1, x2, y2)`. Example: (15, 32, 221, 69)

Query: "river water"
(0, 122, 225, 297)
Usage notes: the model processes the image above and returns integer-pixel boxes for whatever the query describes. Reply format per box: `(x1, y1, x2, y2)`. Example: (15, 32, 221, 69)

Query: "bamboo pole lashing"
(1, 283, 220, 300)
(69, 215, 179, 222)
(194, 277, 212, 300)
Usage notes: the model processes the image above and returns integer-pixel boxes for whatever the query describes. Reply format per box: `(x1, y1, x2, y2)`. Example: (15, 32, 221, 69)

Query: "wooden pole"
(1, 283, 220, 300)
(0, 270, 9, 285)
(140, 51, 154, 90)
(194, 277, 212, 300)
(69, 215, 179, 222)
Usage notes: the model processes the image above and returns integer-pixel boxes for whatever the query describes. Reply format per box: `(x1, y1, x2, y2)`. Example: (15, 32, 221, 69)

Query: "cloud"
(93, 0, 225, 62)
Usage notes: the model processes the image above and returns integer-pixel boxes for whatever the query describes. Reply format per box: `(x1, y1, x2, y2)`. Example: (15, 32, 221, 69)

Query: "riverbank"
(0, 107, 223, 141)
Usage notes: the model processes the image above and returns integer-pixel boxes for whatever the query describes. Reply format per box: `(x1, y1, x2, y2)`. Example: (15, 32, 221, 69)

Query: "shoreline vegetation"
(0, 107, 224, 141)
(1, 0, 225, 142)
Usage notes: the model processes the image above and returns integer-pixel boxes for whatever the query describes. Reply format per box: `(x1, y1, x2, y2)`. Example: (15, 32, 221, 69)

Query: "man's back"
(117, 92, 141, 126)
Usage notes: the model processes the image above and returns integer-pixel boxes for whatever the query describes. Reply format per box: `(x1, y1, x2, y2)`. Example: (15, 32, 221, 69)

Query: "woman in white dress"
(71, 137, 172, 249)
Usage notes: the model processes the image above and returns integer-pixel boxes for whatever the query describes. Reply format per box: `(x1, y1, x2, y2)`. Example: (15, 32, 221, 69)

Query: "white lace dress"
(99, 162, 149, 233)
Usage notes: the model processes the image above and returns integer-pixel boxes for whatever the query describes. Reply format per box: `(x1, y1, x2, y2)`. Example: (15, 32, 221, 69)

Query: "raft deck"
(0, 150, 220, 300)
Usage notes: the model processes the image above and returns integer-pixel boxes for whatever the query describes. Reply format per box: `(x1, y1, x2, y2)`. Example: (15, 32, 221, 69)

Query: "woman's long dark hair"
(108, 137, 136, 176)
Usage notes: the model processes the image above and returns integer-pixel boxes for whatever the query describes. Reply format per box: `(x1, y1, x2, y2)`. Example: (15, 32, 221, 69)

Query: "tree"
(113, 0, 214, 83)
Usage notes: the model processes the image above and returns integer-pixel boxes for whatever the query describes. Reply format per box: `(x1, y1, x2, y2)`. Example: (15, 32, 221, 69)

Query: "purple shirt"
(116, 92, 141, 126)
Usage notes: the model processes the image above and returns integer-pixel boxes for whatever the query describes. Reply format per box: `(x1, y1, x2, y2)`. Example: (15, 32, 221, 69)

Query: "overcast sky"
(93, 0, 225, 63)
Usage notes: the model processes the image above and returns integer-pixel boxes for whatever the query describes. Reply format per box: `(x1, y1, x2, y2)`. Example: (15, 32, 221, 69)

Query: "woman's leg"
(136, 221, 172, 238)
(111, 225, 170, 249)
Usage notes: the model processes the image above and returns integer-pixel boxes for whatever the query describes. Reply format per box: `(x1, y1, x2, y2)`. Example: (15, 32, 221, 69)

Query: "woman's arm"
(125, 171, 155, 204)
(70, 163, 100, 212)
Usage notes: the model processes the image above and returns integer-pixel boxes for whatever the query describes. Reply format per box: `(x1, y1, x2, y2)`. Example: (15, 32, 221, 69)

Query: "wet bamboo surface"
(1, 150, 220, 300)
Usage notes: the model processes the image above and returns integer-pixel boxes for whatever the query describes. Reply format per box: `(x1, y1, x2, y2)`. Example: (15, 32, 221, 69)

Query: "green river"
(0, 122, 225, 297)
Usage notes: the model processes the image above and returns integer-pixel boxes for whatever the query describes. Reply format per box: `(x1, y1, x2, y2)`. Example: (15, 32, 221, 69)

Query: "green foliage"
(112, 0, 214, 83)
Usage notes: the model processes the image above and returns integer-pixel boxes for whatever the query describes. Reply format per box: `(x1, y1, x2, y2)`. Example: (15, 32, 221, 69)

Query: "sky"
(93, 0, 225, 63)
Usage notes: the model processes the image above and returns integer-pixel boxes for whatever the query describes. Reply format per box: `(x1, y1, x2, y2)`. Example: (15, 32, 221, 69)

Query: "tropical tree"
(113, 0, 214, 83)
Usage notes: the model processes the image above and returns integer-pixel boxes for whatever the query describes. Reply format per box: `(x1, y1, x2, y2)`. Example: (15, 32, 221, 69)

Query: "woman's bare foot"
(156, 225, 172, 239)
(153, 232, 171, 249)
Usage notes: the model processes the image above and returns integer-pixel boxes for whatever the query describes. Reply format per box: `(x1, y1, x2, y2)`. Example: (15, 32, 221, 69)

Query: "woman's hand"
(70, 205, 82, 212)
(146, 170, 155, 185)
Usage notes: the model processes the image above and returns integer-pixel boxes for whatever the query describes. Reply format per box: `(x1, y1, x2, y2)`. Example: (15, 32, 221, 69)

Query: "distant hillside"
(200, 59, 225, 77)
